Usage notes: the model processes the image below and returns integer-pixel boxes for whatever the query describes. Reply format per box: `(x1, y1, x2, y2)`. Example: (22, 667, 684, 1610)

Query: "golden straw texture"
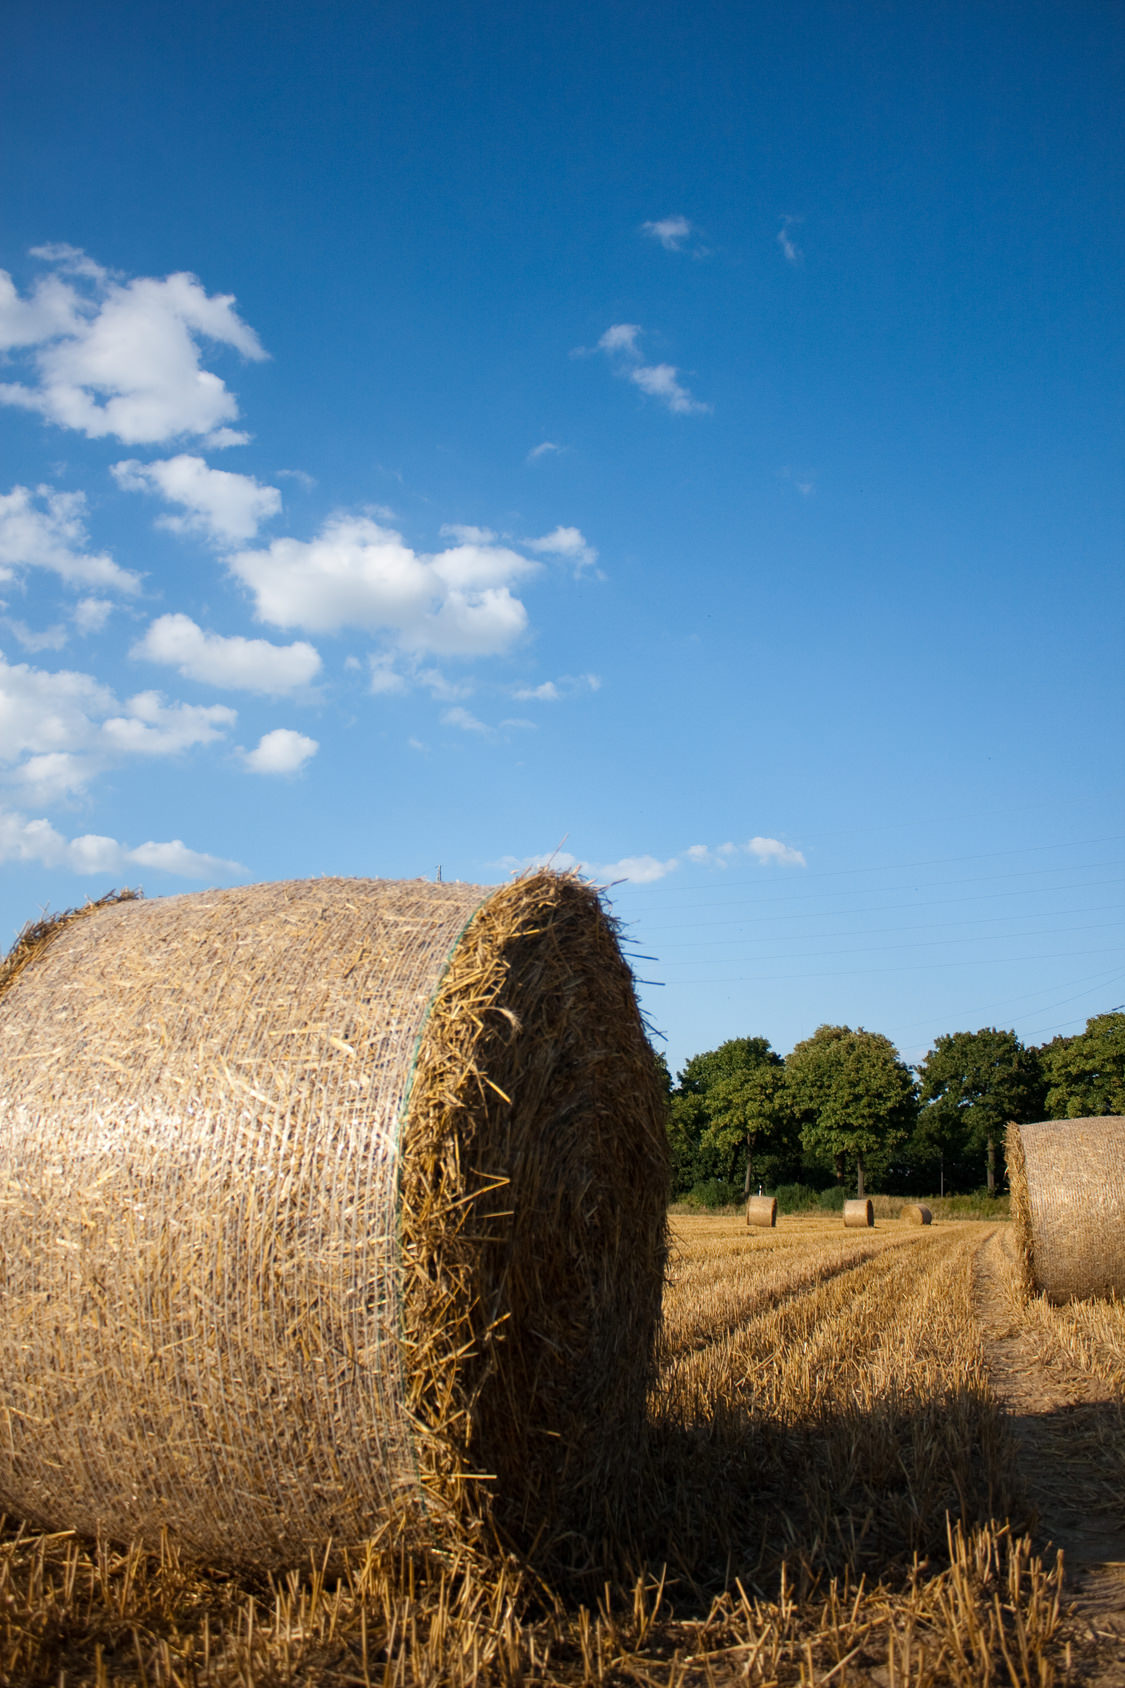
(903, 1204, 933, 1225)
(745, 1194, 777, 1228)
(843, 1198, 874, 1228)
(1006, 1116, 1125, 1303)
(0, 872, 668, 1569)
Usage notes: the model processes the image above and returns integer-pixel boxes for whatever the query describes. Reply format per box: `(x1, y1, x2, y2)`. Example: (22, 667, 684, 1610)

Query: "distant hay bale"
(903, 1204, 933, 1225)
(746, 1194, 777, 1227)
(843, 1198, 874, 1228)
(1006, 1117, 1125, 1303)
(0, 873, 668, 1569)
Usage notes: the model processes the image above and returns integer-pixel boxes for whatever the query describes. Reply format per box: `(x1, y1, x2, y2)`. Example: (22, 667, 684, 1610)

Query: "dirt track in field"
(975, 1226, 1125, 1686)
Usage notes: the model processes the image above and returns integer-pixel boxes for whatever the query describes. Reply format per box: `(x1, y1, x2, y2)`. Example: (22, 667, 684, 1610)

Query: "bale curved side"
(0, 872, 668, 1568)
(1006, 1117, 1125, 1303)
(903, 1204, 932, 1225)
(843, 1198, 874, 1228)
(746, 1195, 777, 1228)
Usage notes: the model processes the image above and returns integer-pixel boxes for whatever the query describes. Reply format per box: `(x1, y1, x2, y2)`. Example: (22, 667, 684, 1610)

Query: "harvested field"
(4, 1212, 1124, 1684)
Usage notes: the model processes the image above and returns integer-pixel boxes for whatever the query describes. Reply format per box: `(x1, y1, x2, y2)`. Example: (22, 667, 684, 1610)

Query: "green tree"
(916, 1027, 1045, 1194)
(1040, 1012, 1125, 1118)
(786, 1025, 916, 1197)
(667, 1036, 790, 1196)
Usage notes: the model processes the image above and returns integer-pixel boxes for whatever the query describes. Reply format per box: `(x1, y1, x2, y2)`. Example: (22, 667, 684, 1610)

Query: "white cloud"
(439, 523, 497, 544)
(512, 673, 600, 702)
(72, 597, 113, 634)
(640, 215, 693, 251)
(526, 441, 562, 462)
(596, 853, 679, 883)
(777, 216, 802, 265)
(0, 248, 266, 444)
(132, 613, 321, 695)
(0, 484, 141, 593)
(4, 619, 67, 652)
(242, 728, 318, 774)
(597, 323, 643, 356)
(514, 680, 560, 702)
(112, 454, 281, 544)
(0, 651, 235, 802)
(685, 836, 806, 868)
(275, 467, 316, 490)
(228, 513, 538, 657)
(523, 525, 598, 571)
(592, 324, 709, 415)
(368, 652, 408, 694)
(441, 705, 490, 733)
(0, 803, 242, 879)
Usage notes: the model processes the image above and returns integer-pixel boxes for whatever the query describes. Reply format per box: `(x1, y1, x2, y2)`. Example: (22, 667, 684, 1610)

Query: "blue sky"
(2, 0, 1122, 1072)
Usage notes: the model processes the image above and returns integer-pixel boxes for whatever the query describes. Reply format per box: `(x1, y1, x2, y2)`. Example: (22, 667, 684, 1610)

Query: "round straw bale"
(0, 872, 668, 1569)
(1007, 1117, 1125, 1303)
(746, 1194, 778, 1228)
(903, 1203, 933, 1225)
(843, 1197, 874, 1228)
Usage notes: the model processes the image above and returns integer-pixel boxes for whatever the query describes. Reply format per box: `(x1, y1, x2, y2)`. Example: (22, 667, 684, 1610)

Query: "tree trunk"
(856, 1151, 866, 1199)
(986, 1136, 996, 1196)
(743, 1140, 753, 1197)
(834, 1152, 846, 1184)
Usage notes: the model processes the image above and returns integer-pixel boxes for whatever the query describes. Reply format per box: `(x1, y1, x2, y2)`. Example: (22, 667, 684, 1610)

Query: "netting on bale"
(1006, 1117, 1125, 1303)
(843, 1198, 874, 1228)
(746, 1195, 777, 1228)
(0, 873, 668, 1570)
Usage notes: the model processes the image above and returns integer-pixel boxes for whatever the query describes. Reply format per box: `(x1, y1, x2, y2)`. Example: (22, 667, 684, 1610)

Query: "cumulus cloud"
(242, 727, 318, 774)
(439, 523, 497, 545)
(640, 215, 693, 251)
(592, 324, 709, 415)
(685, 836, 806, 868)
(112, 454, 281, 544)
(132, 613, 321, 695)
(0, 803, 243, 878)
(72, 597, 114, 634)
(0, 484, 141, 593)
(0, 651, 235, 802)
(228, 513, 539, 657)
(523, 525, 598, 571)
(0, 247, 266, 444)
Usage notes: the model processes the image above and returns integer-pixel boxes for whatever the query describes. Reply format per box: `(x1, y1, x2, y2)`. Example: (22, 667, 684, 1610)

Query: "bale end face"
(843, 1197, 874, 1228)
(746, 1194, 777, 1228)
(903, 1203, 933, 1225)
(1007, 1117, 1125, 1304)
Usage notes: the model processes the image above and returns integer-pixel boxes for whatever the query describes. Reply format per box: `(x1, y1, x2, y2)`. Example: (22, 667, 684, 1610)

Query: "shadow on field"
(612, 1378, 1027, 1608)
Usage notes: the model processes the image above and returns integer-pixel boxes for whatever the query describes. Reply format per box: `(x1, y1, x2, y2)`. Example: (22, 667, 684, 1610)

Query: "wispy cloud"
(441, 705, 490, 734)
(589, 324, 710, 415)
(512, 673, 600, 702)
(641, 215, 694, 252)
(0, 484, 141, 594)
(503, 833, 805, 886)
(777, 215, 803, 265)
(526, 440, 563, 463)
(523, 525, 598, 571)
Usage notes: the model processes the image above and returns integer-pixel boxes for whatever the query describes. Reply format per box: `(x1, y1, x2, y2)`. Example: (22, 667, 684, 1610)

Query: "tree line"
(664, 1012, 1125, 1203)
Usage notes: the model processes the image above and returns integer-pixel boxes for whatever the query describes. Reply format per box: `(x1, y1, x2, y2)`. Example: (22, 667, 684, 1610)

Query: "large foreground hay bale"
(843, 1198, 874, 1228)
(746, 1194, 777, 1228)
(903, 1203, 933, 1225)
(0, 873, 668, 1569)
(1007, 1117, 1125, 1303)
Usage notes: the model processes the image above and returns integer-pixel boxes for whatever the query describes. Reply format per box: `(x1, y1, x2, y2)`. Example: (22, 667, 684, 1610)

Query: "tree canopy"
(915, 1027, 1045, 1193)
(784, 1025, 916, 1197)
(1041, 1012, 1125, 1118)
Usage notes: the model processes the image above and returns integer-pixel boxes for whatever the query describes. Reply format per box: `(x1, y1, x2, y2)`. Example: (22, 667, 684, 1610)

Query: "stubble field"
(3, 1213, 1124, 1685)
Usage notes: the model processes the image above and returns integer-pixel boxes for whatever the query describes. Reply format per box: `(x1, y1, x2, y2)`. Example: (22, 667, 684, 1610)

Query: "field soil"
(975, 1226, 1125, 1686)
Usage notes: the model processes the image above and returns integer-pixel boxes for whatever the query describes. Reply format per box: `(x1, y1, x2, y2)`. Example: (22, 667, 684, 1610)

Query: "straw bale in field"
(843, 1197, 874, 1228)
(1007, 1117, 1125, 1303)
(746, 1194, 777, 1228)
(0, 873, 668, 1569)
(904, 1203, 933, 1225)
